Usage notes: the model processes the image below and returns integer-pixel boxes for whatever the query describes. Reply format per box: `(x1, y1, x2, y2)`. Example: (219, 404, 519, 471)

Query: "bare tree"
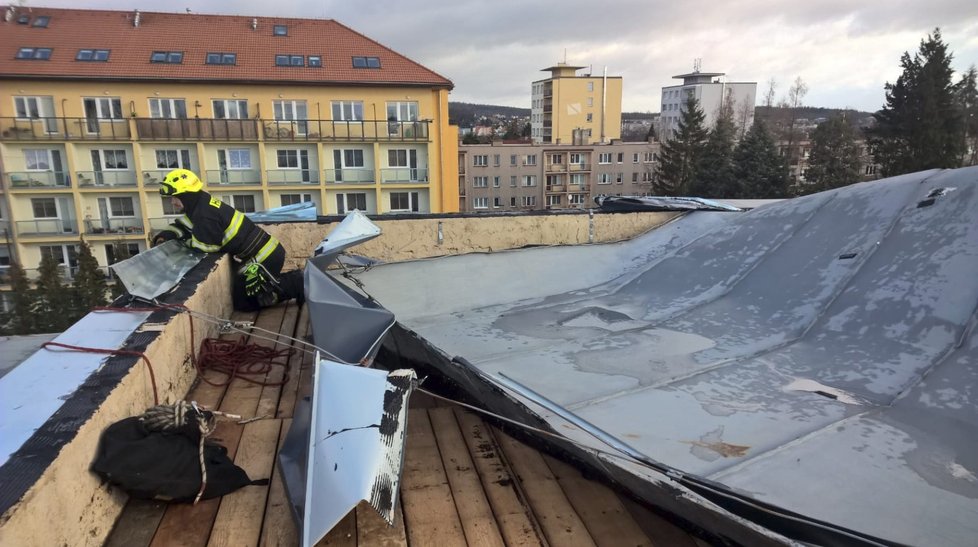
(764, 78, 778, 108)
(780, 76, 809, 181)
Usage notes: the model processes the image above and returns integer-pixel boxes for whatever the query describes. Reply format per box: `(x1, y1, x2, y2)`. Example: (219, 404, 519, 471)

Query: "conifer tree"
(955, 65, 978, 166)
(867, 29, 965, 176)
(805, 115, 862, 194)
(35, 252, 73, 332)
(733, 122, 788, 198)
(0, 262, 37, 335)
(656, 95, 707, 196)
(691, 94, 738, 197)
(72, 239, 108, 314)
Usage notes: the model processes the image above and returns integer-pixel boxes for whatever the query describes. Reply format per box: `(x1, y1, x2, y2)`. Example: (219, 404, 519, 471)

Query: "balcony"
(546, 163, 566, 172)
(324, 168, 376, 184)
(140, 169, 174, 187)
(266, 169, 320, 185)
(263, 119, 430, 142)
(204, 169, 262, 186)
(4, 171, 71, 190)
(135, 118, 259, 141)
(16, 218, 78, 236)
(569, 163, 591, 172)
(380, 168, 428, 184)
(76, 170, 138, 187)
(0, 117, 131, 140)
(545, 184, 566, 193)
(83, 217, 144, 236)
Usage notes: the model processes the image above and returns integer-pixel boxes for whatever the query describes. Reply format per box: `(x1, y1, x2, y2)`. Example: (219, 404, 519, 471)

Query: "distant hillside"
(755, 106, 876, 127)
(622, 112, 657, 120)
(450, 102, 529, 127)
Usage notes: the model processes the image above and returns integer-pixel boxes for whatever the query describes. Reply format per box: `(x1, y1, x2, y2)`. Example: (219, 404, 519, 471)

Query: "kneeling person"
(152, 169, 304, 311)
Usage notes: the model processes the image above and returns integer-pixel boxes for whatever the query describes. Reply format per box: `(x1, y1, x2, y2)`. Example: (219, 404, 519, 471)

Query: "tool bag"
(91, 414, 264, 502)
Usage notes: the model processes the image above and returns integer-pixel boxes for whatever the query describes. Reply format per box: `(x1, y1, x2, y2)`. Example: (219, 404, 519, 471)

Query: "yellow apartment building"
(530, 63, 622, 145)
(0, 6, 457, 295)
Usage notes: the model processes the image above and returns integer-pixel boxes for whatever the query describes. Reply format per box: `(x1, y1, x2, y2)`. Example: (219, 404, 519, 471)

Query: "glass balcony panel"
(324, 168, 375, 184)
(266, 169, 320, 185)
(76, 170, 137, 187)
(84, 217, 144, 235)
(380, 168, 429, 184)
(16, 218, 78, 236)
(205, 169, 261, 185)
(6, 171, 71, 189)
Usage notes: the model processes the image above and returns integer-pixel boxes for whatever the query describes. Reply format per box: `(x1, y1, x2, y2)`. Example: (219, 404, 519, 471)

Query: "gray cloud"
(49, 0, 978, 111)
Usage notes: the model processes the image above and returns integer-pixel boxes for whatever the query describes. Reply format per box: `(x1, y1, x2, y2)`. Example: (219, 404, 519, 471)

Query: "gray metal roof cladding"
(344, 167, 978, 546)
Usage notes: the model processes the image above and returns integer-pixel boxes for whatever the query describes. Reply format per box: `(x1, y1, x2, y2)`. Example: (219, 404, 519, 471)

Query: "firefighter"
(152, 168, 304, 311)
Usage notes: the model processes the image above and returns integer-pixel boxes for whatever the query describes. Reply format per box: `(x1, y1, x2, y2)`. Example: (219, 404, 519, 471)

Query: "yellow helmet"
(160, 168, 203, 196)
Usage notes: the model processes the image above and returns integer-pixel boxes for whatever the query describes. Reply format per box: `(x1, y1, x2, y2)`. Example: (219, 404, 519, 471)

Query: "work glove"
(242, 262, 271, 297)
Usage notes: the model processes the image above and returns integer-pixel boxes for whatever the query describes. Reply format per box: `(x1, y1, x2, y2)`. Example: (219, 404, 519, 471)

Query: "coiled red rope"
(197, 337, 293, 387)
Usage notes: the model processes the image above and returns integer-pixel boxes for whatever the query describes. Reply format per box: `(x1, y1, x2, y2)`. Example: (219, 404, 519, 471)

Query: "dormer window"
(32, 15, 50, 27)
(352, 56, 381, 69)
(16, 14, 29, 25)
(206, 52, 237, 65)
(151, 51, 183, 64)
(16, 47, 52, 60)
(77, 49, 110, 62)
(273, 25, 287, 36)
(307, 55, 322, 67)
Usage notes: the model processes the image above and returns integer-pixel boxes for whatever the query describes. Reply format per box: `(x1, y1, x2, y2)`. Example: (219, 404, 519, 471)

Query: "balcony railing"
(205, 169, 262, 185)
(135, 118, 259, 141)
(546, 163, 566, 172)
(141, 169, 175, 186)
(324, 168, 376, 184)
(545, 184, 565, 192)
(266, 169, 320, 185)
(381, 168, 429, 184)
(569, 163, 591, 171)
(263, 119, 430, 142)
(148, 217, 181, 232)
(0, 117, 131, 140)
(76, 170, 137, 187)
(16, 218, 78, 236)
(84, 217, 144, 235)
(5, 171, 71, 189)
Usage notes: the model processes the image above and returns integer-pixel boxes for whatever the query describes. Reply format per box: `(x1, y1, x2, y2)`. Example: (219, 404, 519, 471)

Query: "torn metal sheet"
(594, 195, 743, 212)
(310, 210, 382, 270)
(345, 167, 978, 546)
(109, 240, 205, 300)
(278, 357, 415, 547)
(245, 201, 317, 223)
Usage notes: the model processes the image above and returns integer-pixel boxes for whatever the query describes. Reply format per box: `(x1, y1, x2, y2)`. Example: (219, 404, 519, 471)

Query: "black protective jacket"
(160, 191, 280, 264)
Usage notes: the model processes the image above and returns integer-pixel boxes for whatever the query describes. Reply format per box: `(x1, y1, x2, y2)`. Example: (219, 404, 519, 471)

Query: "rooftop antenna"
(693, 58, 702, 73)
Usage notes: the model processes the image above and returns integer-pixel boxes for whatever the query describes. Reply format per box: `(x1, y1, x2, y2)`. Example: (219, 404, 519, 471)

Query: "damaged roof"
(340, 166, 978, 545)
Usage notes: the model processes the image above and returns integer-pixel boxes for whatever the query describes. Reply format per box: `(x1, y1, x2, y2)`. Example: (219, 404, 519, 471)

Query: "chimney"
(5, 6, 16, 22)
(133, 9, 140, 27)
(251, 18, 257, 30)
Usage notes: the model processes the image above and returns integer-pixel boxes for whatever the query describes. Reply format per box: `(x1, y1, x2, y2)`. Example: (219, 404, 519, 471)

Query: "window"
(598, 153, 612, 164)
(93, 149, 128, 170)
(598, 173, 612, 184)
(570, 153, 585, 165)
(642, 172, 653, 182)
(510, 154, 518, 166)
(24, 149, 52, 170)
(277, 149, 300, 168)
(273, 25, 288, 36)
(16, 47, 52, 60)
(632, 172, 639, 182)
(331, 101, 364, 121)
(109, 197, 135, 217)
(633, 153, 640, 164)
(150, 51, 183, 63)
(386, 102, 418, 121)
(571, 173, 587, 185)
(32, 15, 50, 27)
(76, 49, 110, 61)
(570, 194, 586, 205)
(473, 176, 488, 188)
(337, 149, 365, 168)
(15, 96, 53, 119)
(616, 172, 624, 183)
(308, 56, 322, 67)
(229, 195, 256, 213)
(213, 99, 248, 119)
(473, 155, 488, 167)
(336, 193, 367, 214)
(521, 196, 537, 207)
(865, 165, 877, 175)
(617, 153, 624, 163)
(586, 113, 593, 122)
(493, 197, 502, 208)
(161, 196, 181, 215)
(473, 197, 489, 209)
(510, 197, 517, 207)
(644, 152, 655, 163)
(32, 197, 58, 218)
(493, 154, 501, 167)
(105, 243, 140, 265)
(389, 191, 420, 213)
(155, 149, 191, 169)
(149, 98, 187, 119)
(224, 149, 252, 169)
(587, 97, 593, 107)
(493, 176, 500, 188)
(587, 82, 594, 92)
(206, 52, 236, 65)
(281, 193, 313, 206)
(510, 176, 517, 187)
(549, 154, 564, 165)
(273, 100, 308, 134)
(522, 175, 536, 187)
(40, 245, 78, 269)
(83, 97, 123, 120)
(352, 56, 381, 68)
(275, 54, 304, 67)
(16, 14, 28, 24)
(547, 195, 561, 207)
(524, 154, 537, 166)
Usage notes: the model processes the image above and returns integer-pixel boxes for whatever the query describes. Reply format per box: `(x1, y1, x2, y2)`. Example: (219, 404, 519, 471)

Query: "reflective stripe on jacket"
(175, 193, 280, 263)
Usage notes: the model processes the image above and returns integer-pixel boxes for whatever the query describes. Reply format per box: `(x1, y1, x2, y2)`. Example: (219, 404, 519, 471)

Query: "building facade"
(458, 141, 660, 212)
(0, 7, 457, 289)
(531, 63, 623, 145)
(659, 69, 756, 139)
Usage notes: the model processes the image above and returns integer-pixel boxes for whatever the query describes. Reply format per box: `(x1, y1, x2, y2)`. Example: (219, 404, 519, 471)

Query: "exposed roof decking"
(105, 301, 700, 546)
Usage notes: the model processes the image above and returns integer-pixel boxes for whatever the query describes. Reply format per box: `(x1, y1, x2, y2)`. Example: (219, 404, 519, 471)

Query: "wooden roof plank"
(453, 409, 546, 547)
(355, 499, 408, 547)
(318, 510, 357, 546)
(493, 430, 596, 547)
(104, 499, 167, 547)
(216, 304, 287, 418)
(255, 301, 300, 419)
(276, 304, 311, 419)
(428, 407, 506, 547)
(542, 455, 654, 547)
(259, 418, 297, 547)
(207, 418, 283, 547)
(400, 408, 467, 545)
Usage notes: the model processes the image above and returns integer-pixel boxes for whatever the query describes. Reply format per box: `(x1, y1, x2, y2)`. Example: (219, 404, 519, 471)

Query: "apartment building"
(530, 63, 623, 145)
(458, 141, 659, 212)
(0, 6, 457, 289)
(660, 68, 756, 139)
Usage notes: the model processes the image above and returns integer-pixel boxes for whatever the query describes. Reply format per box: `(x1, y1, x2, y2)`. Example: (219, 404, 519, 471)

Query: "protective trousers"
(230, 244, 305, 311)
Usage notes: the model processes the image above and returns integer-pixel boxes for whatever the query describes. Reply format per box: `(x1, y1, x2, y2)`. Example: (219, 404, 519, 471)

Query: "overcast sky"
(54, 0, 978, 113)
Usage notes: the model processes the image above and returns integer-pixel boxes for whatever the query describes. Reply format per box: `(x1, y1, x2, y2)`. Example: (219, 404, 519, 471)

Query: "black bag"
(92, 416, 264, 502)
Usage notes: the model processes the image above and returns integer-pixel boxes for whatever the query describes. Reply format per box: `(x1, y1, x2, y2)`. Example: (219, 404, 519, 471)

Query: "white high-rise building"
(659, 69, 756, 139)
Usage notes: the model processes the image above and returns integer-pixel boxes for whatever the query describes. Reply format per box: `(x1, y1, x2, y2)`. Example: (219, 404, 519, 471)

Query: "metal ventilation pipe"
(133, 9, 140, 27)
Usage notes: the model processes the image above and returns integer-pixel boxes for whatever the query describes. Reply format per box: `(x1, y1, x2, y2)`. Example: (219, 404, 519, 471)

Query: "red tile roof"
(0, 6, 453, 89)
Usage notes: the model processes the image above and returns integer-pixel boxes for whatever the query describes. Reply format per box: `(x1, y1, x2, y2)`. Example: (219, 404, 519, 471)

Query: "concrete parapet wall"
(0, 258, 233, 547)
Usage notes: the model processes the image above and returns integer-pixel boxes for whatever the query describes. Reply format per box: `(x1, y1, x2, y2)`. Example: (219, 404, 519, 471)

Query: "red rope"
(197, 337, 293, 387)
(41, 341, 160, 405)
